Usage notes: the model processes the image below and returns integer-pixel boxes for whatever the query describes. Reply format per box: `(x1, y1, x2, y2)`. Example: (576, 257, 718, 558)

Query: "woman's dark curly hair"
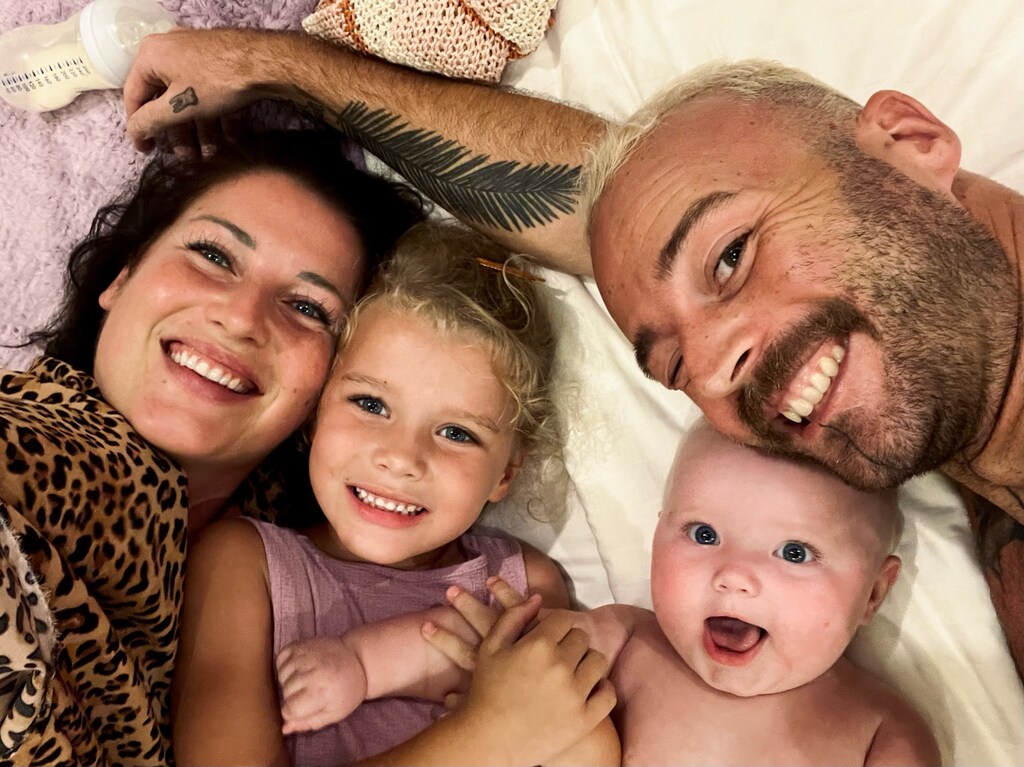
(28, 129, 425, 374)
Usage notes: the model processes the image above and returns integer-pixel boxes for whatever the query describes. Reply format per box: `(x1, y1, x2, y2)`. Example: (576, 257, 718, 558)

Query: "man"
(124, 28, 1023, 675)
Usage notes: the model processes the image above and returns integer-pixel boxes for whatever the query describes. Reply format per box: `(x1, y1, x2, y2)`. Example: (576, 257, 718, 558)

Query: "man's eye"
(439, 425, 477, 444)
(351, 396, 388, 417)
(775, 541, 815, 564)
(713, 234, 748, 286)
(667, 353, 683, 389)
(687, 523, 719, 546)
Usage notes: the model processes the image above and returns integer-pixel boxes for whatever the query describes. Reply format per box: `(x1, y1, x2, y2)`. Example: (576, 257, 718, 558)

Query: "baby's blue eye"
(687, 523, 718, 546)
(775, 541, 814, 563)
(352, 396, 387, 416)
(439, 425, 476, 444)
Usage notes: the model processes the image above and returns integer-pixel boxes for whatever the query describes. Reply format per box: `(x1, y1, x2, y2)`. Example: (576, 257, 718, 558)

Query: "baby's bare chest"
(612, 628, 879, 766)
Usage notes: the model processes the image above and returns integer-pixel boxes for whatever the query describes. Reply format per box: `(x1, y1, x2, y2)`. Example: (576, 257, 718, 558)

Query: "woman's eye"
(188, 241, 231, 269)
(439, 425, 477, 444)
(775, 541, 814, 564)
(352, 396, 388, 417)
(291, 297, 332, 326)
(687, 523, 719, 546)
(713, 234, 748, 286)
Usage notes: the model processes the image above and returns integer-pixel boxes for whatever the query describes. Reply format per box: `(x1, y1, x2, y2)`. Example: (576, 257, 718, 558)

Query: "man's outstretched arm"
(124, 28, 606, 274)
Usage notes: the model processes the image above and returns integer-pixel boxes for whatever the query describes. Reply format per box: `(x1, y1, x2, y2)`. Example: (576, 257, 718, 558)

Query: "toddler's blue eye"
(439, 425, 475, 444)
(687, 523, 718, 546)
(352, 396, 387, 416)
(776, 541, 813, 563)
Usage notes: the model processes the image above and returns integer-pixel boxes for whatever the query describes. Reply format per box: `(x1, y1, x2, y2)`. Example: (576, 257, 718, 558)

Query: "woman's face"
(94, 170, 365, 498)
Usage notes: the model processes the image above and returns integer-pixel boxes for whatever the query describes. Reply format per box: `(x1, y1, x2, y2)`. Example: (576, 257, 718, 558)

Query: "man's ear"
(487, 448, 526, 503)
(98, 266, 132, 310)
(860, 554, 902, 626)
(855, 90, 961, 195)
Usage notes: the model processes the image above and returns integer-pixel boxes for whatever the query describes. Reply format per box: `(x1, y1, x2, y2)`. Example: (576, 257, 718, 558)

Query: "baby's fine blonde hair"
(339, 221, 560, 464)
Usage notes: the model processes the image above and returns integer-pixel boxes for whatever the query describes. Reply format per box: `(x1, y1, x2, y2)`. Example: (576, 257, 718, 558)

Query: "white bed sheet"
(482, 1, 1024, 764)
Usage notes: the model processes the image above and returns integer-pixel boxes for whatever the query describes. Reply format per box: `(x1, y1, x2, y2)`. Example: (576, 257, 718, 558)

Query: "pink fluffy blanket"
(0, 0, 324, 371)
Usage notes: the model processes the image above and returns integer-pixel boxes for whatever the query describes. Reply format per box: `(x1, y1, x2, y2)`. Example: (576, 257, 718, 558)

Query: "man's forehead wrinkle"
(656, 191, 737, 280)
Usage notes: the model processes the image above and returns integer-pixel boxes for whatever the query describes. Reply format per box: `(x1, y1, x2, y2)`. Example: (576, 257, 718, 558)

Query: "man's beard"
(737, 151, 1016, 490)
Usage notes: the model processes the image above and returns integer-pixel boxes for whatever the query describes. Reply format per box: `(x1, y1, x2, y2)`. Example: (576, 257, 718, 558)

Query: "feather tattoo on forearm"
(326, 101, 581, 233)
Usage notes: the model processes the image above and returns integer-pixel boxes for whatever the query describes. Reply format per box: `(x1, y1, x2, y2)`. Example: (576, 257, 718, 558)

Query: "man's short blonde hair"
(580, 59, 861, 230)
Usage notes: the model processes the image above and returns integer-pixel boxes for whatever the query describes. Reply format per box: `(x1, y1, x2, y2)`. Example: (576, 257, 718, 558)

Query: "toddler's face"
(308, 303, 521, 569)
(650, 428, 898, 696)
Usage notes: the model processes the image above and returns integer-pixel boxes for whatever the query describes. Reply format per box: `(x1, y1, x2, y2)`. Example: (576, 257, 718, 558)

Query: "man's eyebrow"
(195, 214, 256, 249)
(632, 326, 657, 381)
(657, 191, 736, 280)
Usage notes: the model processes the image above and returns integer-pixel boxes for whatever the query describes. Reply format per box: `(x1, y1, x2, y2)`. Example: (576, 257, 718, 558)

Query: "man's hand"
(276, 637, 368, 735)
(124, 28, 279, 155)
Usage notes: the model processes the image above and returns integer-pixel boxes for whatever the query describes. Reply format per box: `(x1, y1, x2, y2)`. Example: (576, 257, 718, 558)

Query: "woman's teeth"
(171, 349, 251, 393)
(355, 487, 424, 515)
(781, 345, 845, 423)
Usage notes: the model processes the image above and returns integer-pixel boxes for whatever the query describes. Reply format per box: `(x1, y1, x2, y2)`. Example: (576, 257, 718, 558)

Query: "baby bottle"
(0, 0, 174, 112)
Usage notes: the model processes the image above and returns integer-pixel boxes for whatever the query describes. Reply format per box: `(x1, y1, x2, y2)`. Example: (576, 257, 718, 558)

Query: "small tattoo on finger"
(170, 87, 199, 113)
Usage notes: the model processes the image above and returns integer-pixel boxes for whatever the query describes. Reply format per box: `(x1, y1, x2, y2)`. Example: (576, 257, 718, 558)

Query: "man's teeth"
(355, 487, 424, 515)
(781, 345, 845, 423)
(170, 350, 249, 393)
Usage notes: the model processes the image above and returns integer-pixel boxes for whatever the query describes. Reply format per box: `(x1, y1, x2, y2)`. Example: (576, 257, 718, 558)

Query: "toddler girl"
(172, 222, 610, 766)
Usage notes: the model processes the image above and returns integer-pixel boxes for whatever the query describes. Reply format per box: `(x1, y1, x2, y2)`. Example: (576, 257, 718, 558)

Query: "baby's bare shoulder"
(829, 659, 941, 766)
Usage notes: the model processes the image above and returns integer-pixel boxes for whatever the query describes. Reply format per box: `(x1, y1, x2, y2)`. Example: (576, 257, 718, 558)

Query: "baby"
(285, 420, 940, 765)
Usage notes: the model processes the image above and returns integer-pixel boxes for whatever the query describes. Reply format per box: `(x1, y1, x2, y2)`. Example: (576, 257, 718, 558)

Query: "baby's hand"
(276, 637, 368, 734)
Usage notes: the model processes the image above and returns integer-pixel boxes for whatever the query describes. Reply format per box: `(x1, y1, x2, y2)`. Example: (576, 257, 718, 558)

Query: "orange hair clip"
(474, 256, 545, 283)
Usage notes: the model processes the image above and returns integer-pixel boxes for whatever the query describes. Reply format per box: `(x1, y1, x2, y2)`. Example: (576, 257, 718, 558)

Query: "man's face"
(591, 96, 1014, 489)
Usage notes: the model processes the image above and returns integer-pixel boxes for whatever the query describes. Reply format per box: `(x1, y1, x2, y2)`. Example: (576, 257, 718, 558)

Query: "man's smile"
(776, 342, 845, 425)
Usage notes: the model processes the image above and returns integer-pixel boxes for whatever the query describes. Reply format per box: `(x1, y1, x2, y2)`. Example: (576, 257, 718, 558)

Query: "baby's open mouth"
(705, 616, 766, 661)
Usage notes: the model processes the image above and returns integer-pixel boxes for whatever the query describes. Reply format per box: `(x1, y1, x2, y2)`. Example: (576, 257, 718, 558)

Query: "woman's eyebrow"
(193, 215, 343, 301)
(194, 214, 256, 248)
(299, 271, 344, 302)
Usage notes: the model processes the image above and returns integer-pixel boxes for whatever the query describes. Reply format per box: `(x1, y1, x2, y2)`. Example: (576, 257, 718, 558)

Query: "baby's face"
(650, 429, 897, 697)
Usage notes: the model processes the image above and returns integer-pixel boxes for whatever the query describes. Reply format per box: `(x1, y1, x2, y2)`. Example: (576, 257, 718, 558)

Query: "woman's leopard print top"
(0, 358, 286, 766)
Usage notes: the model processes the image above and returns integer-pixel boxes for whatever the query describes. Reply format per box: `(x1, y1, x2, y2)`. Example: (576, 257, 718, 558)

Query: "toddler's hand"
(276, 637, 368, 734)
(422, 576, 532, 670)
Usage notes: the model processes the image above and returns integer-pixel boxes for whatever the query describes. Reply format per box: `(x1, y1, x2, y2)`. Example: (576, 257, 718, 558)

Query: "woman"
(0, 130, 423, 765)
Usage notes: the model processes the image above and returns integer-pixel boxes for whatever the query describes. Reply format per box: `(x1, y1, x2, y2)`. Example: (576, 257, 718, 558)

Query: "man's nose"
(682, 317, 757, 400)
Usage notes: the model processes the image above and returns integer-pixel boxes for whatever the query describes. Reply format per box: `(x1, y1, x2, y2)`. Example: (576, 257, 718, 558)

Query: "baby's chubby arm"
(436, 577, 638, 673)
(275, 605, 479, 734)
(864, 696, 941, 766)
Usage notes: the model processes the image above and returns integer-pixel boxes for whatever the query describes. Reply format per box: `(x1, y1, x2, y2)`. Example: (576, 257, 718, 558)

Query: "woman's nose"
(206, 285, 270, 344)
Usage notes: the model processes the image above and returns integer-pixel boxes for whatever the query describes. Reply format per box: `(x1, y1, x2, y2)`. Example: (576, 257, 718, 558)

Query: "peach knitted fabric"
(302, 0, 558, 82)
